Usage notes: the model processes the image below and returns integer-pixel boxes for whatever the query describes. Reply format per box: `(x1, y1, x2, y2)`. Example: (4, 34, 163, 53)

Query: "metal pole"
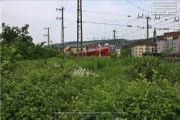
(56, 7, 65, 54)
(44, 27, 50, 48)
(77, 0, 83, 61)
(61, 7, 64, 54)
(80, 0, 83, 58)
(48, 27, 50, 48)
(77, 0, 79, 61)
(147, 17, 150, 54)
(113, 30, 117, 41)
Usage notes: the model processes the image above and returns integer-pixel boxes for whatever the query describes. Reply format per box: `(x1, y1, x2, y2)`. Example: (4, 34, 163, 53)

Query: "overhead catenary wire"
(126, 0, 150, 13)
(83, 10, 137, 18)
(64, 6, 152, 39)
(47, 0, 64, 28)
(47, 0, 66, 34)
(49, 0, 180, 42)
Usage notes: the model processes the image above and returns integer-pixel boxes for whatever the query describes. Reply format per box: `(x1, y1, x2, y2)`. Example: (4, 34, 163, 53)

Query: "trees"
(1, 23, 34, 46)
(120, 45, 132, 57)
(0, 23, 60, 62)
(0, 23, 35, 61)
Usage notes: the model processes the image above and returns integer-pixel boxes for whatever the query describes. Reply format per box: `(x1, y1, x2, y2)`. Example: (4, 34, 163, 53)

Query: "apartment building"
(130, 41, 157, 57)
(157, 31, 180, 53)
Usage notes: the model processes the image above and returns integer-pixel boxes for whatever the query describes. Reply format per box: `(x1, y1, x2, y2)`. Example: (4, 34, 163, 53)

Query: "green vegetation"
(1, 56, 180, 119)
(1, 24, 180, 119)
(0, 23, 61, 75)
(120, 45, 132, 57)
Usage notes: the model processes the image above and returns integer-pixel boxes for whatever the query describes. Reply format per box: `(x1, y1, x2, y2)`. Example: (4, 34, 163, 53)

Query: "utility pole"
(56, 7, 65, 54)
(146, 17, 150, 54)
(113, 30, 117, 41)
(147, 17, 150, 41)
(44, 27, 50, 48)
(77, 0, 83, 60)
(50, 40, 52, 45)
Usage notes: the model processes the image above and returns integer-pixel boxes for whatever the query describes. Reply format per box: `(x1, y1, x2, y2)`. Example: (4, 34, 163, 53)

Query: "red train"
(73, 45, 118, 57)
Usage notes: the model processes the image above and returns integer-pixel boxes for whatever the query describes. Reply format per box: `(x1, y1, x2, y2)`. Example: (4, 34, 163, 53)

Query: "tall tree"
(0, 23, 34, 46)
(0, 23, 34, 61)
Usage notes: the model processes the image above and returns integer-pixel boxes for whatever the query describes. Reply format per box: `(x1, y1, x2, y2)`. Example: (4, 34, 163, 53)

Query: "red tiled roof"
(158, 31, 180, 40)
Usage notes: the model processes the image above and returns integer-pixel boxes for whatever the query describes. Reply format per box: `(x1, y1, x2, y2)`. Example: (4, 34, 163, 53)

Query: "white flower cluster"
(73, 67, 99, 77)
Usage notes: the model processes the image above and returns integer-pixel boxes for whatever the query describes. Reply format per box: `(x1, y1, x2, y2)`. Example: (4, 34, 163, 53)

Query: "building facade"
(130, 41, 157, 57)
(157, 31, 180, 53)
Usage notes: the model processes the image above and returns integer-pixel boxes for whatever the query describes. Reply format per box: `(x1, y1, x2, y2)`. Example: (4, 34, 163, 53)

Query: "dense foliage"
(120, 45, 132, 57)
(1, 23, 180, 119)
(0, 23, 61, 60)
(0, 23, 61, 74)
(1, 56, 180, 119)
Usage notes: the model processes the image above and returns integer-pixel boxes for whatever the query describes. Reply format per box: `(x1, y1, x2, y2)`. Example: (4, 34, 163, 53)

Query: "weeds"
(1, 56, 180, 119)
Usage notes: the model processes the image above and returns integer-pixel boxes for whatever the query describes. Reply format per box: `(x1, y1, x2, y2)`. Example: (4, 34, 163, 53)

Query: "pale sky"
(1, 0, 180, 45)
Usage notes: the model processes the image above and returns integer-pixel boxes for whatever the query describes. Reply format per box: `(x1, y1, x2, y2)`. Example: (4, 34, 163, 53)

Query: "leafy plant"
(1, 56, 180, 119)
(130, 57, 167, 82)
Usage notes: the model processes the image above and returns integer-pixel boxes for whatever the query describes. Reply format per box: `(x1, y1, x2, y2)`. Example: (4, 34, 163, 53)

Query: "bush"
(1, 56, 180, 119)
(130, 57, 167, 82)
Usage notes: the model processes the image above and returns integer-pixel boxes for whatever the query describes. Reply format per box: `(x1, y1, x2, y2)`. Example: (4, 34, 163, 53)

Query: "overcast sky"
(1, 0, 180, 45)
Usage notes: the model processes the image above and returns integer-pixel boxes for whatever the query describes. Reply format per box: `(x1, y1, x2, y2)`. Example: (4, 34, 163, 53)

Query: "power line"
(64, 0, 69, 8)
(64, 18, 94, 35)
(83, 21, 130, 26)
(49, 1, 67, 33)
(64, 7, 150, 40)
(83, 10, 137, 17)
(151, 15, 180, 26)
(47, 0, 63, 27)
(126, 0, 150, 13)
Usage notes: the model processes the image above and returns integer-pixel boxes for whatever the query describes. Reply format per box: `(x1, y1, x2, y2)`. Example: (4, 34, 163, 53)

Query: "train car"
(74, 45, 118, 57)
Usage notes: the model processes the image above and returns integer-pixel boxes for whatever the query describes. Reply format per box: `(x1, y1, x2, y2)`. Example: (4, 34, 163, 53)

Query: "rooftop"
(158, 31, 180, 40)
(128, 40, 157, 46)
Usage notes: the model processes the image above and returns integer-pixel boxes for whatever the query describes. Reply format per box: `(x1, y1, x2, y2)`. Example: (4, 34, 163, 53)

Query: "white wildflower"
(73, 67, 99, 77)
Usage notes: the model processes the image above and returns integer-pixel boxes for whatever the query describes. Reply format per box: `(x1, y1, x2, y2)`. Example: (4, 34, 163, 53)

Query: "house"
(129, 41, 157, 57)
(67, 46, 87, 54)
(157, 31, 180, 53)
(64, 46, 72, 55)
(85, 43, 100, 50)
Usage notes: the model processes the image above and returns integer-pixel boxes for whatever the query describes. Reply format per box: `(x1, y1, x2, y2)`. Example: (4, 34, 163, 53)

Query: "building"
(68, 46, 86, 53)
(129, 41, 157, 57)
(64, 46, 72, 54)
(85, 43, 100, 50)
(157, 31, 180, 53)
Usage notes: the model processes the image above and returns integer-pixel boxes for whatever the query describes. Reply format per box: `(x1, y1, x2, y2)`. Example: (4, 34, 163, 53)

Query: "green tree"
(0, 23, 34, 46)
(120, 45, 132, 57)
(0, 23, 35, 62)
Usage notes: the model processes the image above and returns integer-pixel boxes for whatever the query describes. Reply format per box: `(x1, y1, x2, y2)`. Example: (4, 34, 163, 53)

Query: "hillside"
(52, 39, 130, 48)
(51, 36, 159, 48)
